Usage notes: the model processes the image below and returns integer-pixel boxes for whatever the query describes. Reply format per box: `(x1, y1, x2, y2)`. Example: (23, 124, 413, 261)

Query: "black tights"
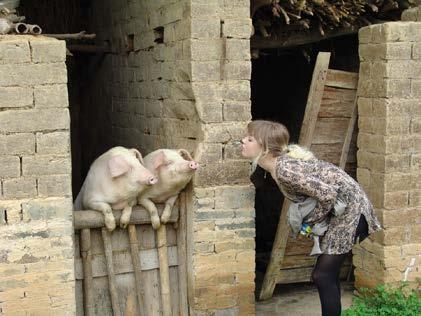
(312, 215, 368, 316)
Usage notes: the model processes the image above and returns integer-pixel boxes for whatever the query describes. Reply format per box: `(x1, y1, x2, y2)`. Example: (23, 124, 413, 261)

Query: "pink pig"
(74, 146, 158, 231)
(138, 149, 199, 229)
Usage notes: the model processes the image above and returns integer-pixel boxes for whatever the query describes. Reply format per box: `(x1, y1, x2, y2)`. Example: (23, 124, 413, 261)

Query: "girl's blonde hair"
(247, 120, 314, 163)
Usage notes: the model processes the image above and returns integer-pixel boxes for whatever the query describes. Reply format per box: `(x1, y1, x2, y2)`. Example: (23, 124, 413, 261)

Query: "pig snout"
(189, 161, 199, 170)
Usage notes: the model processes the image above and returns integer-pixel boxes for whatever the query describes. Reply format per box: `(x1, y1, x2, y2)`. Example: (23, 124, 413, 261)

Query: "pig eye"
(165, 161, 173, 166)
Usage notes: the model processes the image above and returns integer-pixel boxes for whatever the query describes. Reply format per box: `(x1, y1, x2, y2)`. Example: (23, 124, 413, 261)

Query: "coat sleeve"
(276, 158, 338, 225)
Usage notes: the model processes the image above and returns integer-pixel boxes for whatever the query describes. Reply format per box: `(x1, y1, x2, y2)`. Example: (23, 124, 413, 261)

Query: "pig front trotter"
(104, 212, 116, 231)
(151, 215, 161, 230)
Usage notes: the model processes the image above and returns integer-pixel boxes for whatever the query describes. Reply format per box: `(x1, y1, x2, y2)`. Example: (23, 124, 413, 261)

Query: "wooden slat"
(340, 98, 358, 169)
(142, 228, 161, 316)
(102, 228, 121, 316)
(325, 69, 358, 90)
(157, 225, 172, 316)
(260, 52, 331, 301)
(80, 229, 94, 316)
(298, 52, 331, 146)
(74, 246, 179, 279)
(128, 225, 146, 316)
(170, 266, 180, 315)
(74, 206, 179, 230)
(177, 192, 189, 316)
(259, 199, 291, 300)
(312, 118, 349, 144)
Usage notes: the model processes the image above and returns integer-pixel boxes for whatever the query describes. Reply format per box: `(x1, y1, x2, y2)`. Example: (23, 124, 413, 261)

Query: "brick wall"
(354, 20, 421, 289)
(0, 36, 75, 315)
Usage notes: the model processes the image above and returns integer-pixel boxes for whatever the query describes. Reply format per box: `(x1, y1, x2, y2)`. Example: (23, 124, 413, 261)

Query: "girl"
(241, 120, 382, 316)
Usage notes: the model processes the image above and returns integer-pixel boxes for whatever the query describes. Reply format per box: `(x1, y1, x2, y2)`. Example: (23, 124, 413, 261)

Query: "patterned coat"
(275, 153, 382, 255)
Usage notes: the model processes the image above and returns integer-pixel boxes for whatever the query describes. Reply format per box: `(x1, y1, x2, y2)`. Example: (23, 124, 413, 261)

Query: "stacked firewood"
(252, 0, 414, 38)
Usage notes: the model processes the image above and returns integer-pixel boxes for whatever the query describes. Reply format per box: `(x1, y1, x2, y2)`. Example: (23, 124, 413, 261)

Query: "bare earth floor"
(255, 282, 354, 316)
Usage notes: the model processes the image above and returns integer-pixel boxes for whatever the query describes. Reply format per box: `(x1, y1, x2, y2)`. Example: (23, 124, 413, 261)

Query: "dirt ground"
(255, 282, 354, 315)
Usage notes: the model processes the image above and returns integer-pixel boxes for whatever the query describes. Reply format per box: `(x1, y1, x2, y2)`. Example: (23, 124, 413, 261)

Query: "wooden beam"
(67, 44, 110, 54)
(299, 52, 331, 146)
(74, 205, 179, 230)
(42, 31, 96, 40)
(251, 28, 357, 49)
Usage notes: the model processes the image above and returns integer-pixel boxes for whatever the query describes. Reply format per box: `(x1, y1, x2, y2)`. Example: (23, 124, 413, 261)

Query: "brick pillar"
(354, 21, 421, 289)
(189, 1, 256, 315)
(0, 36, 75, 314)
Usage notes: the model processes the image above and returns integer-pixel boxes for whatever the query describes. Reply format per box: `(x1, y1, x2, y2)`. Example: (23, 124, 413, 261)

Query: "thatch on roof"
(251, 0, 415, 48)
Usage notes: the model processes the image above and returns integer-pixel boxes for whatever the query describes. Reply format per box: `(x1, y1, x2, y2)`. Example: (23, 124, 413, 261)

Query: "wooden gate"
(74, 193, 188, 316)
(259, 52, 359, 300)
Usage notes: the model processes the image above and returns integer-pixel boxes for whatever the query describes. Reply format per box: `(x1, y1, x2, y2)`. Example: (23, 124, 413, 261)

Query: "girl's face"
(241, 134, 262, 160)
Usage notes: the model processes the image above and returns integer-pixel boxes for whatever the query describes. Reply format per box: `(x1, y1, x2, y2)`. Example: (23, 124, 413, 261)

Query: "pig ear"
(153, 151, 167, 170)
(130, 148, 144, 164)
(178, 149, 193, 161)
(108, 155, 130, 178)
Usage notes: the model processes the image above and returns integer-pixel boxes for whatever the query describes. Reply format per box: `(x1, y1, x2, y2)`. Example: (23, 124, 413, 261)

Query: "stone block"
(192, 82, 222, 102)
(359, 43, 412, 61)
(371, 116, 410, 135)
(372, 22, 411, 43)
(0, 87, 33, 108)
(0, 63, 67, 87)
(197, 102, 223, 123)
(30, 39, 66, 63)
(223, 61, 251, 81)
(0, 156, 20, 178)
(224, 142, 243, 160)
(3, 178, 37, 199)
(358, 26, 372, 44)
(22, 155, 71, 176)
(409, 190, 421, 207)
(401, 7, 421, 22)
(356, 168, 371, 192)
(413, 43, 421, 59)
(34, 84, 69, 108)
(36, 132, 70, 154)
(38, 175, 72, 197)
(225, 39, 250, 61)
(0, 133, 35, 155)
(371, 98, 413, 117)
(0, 109, 69, 133)
(191, 39, 223, 61)
(378, 208, 419, 228)
(222, 19, 252, 39)
(194, 187, 215, 199)
(191, 4, 220, 18)
(222, 80, 250, 101)
(214, 186, 254, 209)
(409, 22, 421, 42)
(0, 37, 31, 64)
(203, 122, 246, 143)
(191, 18, 221, 39)
(21, 197, 73, 221)
(195, 142, 223, 163)
(191, 61, 221, 81)
(411, 79, 421, 97)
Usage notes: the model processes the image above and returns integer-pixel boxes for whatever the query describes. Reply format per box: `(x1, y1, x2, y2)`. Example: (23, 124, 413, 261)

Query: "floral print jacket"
(275, 153, 382, 255)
